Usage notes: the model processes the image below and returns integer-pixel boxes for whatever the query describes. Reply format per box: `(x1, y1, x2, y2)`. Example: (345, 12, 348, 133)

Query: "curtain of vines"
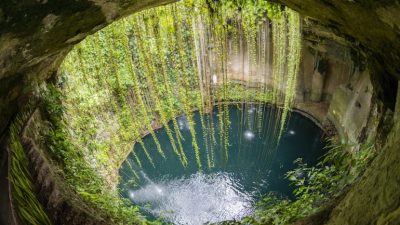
(57, 0, 301, 199)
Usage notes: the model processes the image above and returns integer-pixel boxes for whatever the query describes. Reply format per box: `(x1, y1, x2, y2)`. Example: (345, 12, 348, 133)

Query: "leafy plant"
(8, 101, 52, 225)
(40, 84, 152, 225)
(245, 138, 377, 225)
(42, 0, 304, 223)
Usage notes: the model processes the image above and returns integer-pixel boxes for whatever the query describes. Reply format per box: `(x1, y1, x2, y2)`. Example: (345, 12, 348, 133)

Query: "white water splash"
(128, 172, 254, 225)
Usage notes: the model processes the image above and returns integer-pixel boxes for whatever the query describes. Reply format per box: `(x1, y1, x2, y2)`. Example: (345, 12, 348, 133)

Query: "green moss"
(42, 0, 303, 223)
(243, 138, 376, 225)
(8, 100, 52, 225)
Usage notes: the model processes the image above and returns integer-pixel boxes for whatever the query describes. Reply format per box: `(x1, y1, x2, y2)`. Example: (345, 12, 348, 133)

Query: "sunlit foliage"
(8, 101, 52, 225)
(50, 0, 302, 223)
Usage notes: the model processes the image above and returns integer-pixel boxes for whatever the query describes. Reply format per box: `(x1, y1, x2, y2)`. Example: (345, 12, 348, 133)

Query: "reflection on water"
(243, 130, 255, 140)
(178, 115, 190, 130)
(129, 172, 253, 225)
(119, 105, 327, 224)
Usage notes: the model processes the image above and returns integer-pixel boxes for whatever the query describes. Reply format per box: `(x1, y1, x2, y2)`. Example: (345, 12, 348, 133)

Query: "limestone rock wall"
(1, 0, 400, 224)
(327, 68, 374, 143)
(0, 0, 177, 141)
(325, 82, 400, 225)
(224, 18, 370, 139)
(21, 109, 110, 225)
(2, 0, 400, 141)
(273, 0, 400, 83)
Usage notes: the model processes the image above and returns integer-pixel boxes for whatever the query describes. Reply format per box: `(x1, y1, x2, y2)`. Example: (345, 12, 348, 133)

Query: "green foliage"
(244, 138, 377, 225)
(57, 0, 301, 173)
(8, 102, 52, 225)
(44, 0, 303, 223)
(40, 84, 151, 225)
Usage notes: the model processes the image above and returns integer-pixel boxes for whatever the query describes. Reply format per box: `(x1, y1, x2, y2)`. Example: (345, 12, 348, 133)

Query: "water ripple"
(128, 172, 254, 225)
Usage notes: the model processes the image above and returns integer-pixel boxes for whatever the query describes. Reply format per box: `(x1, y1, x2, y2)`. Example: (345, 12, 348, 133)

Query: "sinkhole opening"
(119, 104, 327, 225)
(34, 0, 342, 224)
(7, 0, 380, 224)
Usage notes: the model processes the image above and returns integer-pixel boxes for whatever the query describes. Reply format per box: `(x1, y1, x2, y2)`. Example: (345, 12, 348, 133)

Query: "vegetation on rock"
(39, 0, 304, 223)
(242, 138, 376, 225)
(8, 101, 52, 225)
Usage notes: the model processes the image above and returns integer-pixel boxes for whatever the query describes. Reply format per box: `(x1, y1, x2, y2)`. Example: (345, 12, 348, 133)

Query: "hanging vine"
(55, 2, 303, 216)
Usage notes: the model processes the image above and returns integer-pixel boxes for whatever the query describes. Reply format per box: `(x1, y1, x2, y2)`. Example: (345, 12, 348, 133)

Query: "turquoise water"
(119, 104, 327, 224)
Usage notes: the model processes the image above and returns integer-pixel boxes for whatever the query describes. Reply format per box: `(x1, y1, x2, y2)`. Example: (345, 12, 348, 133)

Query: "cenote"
(119, 104, 327, 225)
(5, 0, 399, 223)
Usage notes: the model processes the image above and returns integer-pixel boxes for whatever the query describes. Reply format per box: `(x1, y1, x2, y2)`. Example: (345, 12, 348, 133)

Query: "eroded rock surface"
(1, 0, 400, 224)
(0, 0, 176, 138)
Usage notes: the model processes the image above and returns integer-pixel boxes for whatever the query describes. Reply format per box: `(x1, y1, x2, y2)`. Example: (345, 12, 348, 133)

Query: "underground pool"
(119, 104, 327, 225)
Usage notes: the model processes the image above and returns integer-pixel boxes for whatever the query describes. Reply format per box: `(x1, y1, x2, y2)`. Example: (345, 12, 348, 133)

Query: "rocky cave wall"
(0, 0, 177, 142)
(1, 0, 399, 139)
(1, 0, 400, 225)
(5, 38, 382, 225)
(323, 82, 400, 225)
(224, 17, 376, 143)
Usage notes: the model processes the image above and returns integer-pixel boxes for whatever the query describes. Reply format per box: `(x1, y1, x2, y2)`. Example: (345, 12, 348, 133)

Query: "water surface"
(119, 105, 326, 224)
